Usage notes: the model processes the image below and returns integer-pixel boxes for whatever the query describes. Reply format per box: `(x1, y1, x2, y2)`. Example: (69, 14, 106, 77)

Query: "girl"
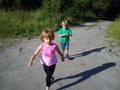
(27, 28, 64, 90)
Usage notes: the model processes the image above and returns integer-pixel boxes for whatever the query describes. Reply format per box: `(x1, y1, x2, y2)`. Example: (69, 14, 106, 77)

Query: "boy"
(58, 20, 72, 59)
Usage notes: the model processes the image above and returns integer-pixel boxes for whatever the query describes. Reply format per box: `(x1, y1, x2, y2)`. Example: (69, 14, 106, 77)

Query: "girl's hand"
(27, 61, 33, 67)
(55, 45, 65, 62)
(61, 57, 65, 62)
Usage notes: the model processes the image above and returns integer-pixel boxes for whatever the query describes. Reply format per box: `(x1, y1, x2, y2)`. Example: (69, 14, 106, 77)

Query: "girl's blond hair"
(40, 28, 55, 41)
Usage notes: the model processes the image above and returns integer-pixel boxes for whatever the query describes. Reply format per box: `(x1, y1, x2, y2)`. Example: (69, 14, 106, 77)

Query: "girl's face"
(43, 37, 52, 45)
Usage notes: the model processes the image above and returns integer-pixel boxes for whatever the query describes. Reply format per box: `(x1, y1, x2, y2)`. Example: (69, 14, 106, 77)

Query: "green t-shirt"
(58, 28, 72, 44)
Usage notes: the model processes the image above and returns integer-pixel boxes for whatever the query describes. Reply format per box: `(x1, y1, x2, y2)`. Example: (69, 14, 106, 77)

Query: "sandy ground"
(0, 20, 120, 90)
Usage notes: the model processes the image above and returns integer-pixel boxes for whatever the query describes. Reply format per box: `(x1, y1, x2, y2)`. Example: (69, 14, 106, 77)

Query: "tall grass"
(0, 10, 66, 38)
(0, 9, 97, 38)
(0, 10, 42, 38)
(106, 18, 120, 47)
(0, 10, 57, 38)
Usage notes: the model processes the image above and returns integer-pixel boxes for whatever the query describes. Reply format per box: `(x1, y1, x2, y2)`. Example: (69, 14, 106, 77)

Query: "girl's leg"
(46, 86, 50, 90)
(43, 64, 56, 88)
(61, 50, 64, 54)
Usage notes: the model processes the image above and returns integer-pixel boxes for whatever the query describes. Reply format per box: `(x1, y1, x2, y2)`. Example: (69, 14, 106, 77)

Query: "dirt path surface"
(0, 20, 120, 90)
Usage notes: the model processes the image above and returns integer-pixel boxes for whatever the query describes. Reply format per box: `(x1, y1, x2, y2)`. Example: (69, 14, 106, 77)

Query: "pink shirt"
(40, 43, 58, 66)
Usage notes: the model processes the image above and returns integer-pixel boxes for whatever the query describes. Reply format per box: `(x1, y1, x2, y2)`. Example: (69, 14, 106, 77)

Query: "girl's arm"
(27, 45, 41, 67)
(55, 45, 65, 62)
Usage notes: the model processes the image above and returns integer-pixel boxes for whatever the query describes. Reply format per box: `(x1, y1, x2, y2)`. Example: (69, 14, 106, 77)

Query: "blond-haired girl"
(28, 28, 64, 90)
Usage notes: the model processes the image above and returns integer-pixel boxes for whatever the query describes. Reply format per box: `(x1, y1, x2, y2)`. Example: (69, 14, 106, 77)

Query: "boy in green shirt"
(58, 20, 72, 59)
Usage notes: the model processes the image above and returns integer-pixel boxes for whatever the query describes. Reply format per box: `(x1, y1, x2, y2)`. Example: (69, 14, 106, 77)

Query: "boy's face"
(62, 24, 67, 29)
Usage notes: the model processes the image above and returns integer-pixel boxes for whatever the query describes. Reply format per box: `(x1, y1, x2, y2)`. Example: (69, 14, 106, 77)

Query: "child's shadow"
(54, 62, 116, 90)
(69, 47, 105, 60)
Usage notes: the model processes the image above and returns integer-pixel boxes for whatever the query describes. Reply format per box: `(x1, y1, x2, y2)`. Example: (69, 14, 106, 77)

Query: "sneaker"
(66, 54, 70, 60)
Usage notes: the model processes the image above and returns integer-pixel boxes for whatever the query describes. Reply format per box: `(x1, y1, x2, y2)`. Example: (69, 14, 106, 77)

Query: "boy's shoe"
(66, 54, 70, 60)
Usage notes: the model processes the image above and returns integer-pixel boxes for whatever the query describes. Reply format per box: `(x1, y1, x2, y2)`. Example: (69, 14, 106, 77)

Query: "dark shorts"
(61, 42, 69, 50)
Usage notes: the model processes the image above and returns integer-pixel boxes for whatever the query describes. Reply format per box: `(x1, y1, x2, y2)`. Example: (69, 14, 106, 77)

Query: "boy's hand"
(65, 33, 69, 36)
(62, 34, 66, 36)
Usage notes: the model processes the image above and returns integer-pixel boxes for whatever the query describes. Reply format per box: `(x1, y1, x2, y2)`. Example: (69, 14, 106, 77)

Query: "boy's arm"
(58, 29, 66, 37)
(55, 45, 64, 62)
(69, 29, 72, 36)
(59, 30, 72, 37)
(27, 45, 41, 67)
(59, 34, 66, 37)
(69, 34, 72, 36)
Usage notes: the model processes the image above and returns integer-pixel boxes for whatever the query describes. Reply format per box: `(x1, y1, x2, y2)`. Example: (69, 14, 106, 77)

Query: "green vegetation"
(0, 10, 42, 38)
(0, 10, 63, 38)
(106, 18, 120, 47)
(0, 0, 120, 38)
(0, 9, 94, 38)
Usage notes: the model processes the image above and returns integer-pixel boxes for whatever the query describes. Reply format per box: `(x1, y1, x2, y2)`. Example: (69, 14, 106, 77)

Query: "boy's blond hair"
(61, 20, 68, 26)
(40, 28, 55, 41)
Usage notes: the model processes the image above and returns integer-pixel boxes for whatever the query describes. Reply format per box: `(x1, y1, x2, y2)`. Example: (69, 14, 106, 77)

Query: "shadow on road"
(69, 47, 105, 60)
(54, 62, 116, 90)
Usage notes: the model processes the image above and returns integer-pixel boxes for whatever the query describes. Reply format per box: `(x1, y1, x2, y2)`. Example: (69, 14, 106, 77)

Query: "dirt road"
(0, 20, 120, 90)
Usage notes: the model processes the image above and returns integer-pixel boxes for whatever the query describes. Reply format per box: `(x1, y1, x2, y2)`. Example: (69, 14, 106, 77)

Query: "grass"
(0, 10, 63, 49)
(0, 10, 98, 39)
(0, 10, 98, 49)
(106, 18, 120, 48)
(0, 10, 55, 38)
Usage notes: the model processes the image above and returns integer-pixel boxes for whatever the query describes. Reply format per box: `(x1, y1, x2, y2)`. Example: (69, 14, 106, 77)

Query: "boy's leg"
(61, 44, 65, 57)
(65, 42, 70, 59)
(43, 64, 56, 88)
(65, 50, 69, 59)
